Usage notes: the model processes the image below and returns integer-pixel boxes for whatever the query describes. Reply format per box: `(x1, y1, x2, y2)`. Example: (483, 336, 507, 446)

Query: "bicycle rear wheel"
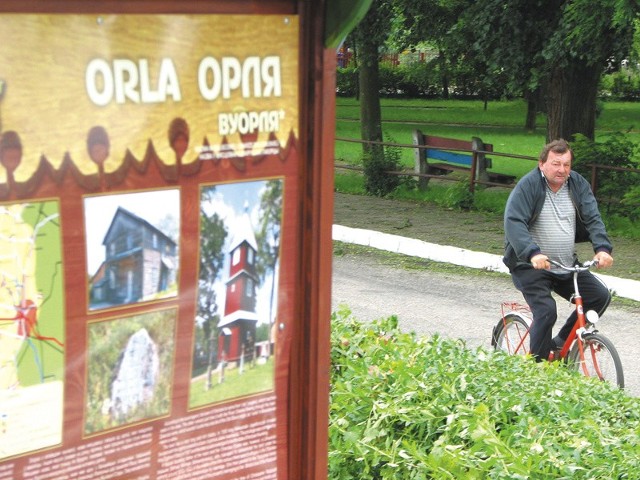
(492, 313, 531, 356)
(568, 333, 624, 389)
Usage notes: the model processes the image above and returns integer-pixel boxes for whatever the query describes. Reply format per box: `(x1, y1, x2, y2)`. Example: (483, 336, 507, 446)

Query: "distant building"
(90, 207, 177, 307)
(218, 207, 258, 364)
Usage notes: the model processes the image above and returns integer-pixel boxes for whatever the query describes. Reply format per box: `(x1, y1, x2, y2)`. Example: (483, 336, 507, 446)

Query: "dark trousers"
(510, 267, 611, 360)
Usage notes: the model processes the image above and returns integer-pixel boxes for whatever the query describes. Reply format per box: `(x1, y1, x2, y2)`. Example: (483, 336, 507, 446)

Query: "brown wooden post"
(469, 150, 478, 193)
(471, 136, 490, 193)
(412, 129, 430, 190)
(289, 2, 334, 478)
(591, 164, 598, 195)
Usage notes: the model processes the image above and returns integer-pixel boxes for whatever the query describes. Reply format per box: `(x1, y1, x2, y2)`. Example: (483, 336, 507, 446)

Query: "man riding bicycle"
(503, 139, 613, 361)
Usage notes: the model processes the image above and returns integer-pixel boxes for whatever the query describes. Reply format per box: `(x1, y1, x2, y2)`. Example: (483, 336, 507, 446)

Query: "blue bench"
(412, 130, 515, 189)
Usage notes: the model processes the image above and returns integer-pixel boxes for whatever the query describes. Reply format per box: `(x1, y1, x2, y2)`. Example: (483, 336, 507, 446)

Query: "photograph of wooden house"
(190, 179, 282, 408)
(85, 190, 180, 310)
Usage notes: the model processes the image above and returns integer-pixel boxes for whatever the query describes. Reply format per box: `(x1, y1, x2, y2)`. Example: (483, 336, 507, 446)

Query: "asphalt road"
(331, 253, 640, 397)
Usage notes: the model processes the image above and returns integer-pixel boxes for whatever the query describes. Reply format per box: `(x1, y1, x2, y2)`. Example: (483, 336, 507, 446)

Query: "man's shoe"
(546, 336, 565, 361)
(552, 335, 565, 350)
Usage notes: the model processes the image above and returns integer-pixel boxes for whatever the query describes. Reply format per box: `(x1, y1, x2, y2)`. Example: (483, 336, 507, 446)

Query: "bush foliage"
(330, 307, 640, 479)
(362, 135, 403, 197)
(337, 63, 640, 101)
(571, 133, 640, 221)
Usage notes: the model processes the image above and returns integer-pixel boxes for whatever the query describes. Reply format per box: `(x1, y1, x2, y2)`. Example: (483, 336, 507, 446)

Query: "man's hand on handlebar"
(594, 251, 613, 269)
(531, 252, 613, 270)
(530, 253, 550, 270)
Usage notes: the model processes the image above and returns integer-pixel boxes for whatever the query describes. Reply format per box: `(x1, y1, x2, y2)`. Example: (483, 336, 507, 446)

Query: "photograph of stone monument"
(189, 179, 282, 408)
(84, 308, 176, 434)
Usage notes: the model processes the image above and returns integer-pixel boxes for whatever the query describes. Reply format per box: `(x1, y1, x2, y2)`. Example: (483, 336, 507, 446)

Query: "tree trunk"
(546, 62, 601, 142)
(439, 49, 449, 99)
(524, 88, 540, 131)
(525, 99, 537, 131)
(357, 38, 383, 160)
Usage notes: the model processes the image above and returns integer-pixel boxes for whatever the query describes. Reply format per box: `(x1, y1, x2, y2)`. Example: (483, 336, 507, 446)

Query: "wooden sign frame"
(0, 1, 334, 479)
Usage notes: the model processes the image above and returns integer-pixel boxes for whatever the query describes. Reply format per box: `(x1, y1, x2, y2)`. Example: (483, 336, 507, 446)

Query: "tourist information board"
(0, 3, 335, 478)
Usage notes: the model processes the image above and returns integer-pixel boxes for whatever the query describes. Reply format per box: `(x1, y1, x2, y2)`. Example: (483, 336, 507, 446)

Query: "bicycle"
(491, 259, 624, 389)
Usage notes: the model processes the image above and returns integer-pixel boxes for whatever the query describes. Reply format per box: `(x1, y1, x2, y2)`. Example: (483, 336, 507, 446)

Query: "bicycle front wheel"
(568, 333, 624, 389)
(492, 313, 530, 356)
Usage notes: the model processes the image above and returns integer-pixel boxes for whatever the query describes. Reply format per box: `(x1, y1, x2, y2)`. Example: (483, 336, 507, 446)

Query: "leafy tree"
(351, 1, 396, 152)
(398, 0, 639, 139)
(349, 1, 398, 195)
(447, 0, 550, 124)
(451, 0, 638, 141)
(255, 179, 283, 331)
(198, 188, 228, 364)
(399, 0, 468, 99)
(542, 0, 638, 141)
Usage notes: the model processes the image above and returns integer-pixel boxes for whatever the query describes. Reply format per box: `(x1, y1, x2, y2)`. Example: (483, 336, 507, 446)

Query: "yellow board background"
(0, 14, 299, 182)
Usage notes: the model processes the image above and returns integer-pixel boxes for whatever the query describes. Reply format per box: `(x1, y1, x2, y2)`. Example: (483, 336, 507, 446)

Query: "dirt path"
(332, 252, 640, 397)
(333, 192, 640, 282)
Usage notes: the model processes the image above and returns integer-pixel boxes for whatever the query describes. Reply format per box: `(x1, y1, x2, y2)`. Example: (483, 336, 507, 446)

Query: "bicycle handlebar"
(548, 259, 598, 272)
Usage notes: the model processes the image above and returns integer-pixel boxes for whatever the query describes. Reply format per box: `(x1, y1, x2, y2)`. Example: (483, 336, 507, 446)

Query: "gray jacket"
(503, 167, 612, 271)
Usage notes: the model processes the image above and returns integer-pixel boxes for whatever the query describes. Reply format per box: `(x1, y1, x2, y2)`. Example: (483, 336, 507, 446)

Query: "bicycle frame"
(496, 259, 623, 387)
(553, 263, 589, 370)
(500, 261, 597, 363)
(549, 260, 605, 378)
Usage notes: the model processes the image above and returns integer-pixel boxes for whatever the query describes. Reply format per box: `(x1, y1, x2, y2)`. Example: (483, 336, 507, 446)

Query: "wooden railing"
(335, 136, 640, 198)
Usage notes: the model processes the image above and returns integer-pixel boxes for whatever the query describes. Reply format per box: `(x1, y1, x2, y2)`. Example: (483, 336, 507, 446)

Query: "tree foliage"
(451, 0, 638, 140)
(379, 0, 640, 139)
(255, 179, 283, 327)
(198, 187, 228, 354)
(400, 0, 472, 99)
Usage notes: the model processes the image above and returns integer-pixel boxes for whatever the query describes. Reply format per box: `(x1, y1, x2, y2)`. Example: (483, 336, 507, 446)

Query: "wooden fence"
(335, 136, 640, 198)
(335, 136, 536, 193)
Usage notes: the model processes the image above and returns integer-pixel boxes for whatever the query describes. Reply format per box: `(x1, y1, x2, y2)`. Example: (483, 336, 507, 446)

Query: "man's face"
(539, 150, 571, 191)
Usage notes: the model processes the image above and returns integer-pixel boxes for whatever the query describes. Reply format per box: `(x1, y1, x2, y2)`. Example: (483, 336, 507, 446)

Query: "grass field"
(335, 98, 640, 178)
(334, 98, 640, 238)
(189, 357, 274, 409)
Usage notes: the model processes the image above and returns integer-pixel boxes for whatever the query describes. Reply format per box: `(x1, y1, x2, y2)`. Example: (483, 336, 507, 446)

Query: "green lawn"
(334, 98, 640, 237)
(189, 357, 275, 408)
(335, 98, 640, 179)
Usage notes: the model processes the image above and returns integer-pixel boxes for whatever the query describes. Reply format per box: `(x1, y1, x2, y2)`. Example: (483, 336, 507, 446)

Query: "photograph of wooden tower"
(191, 179, 282, 407)
(217, 203, 259, 365)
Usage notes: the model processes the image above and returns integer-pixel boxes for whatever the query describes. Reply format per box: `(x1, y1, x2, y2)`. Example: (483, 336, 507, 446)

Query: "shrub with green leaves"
(571, 133, 640, 219)
(601, 70, 640, 100)
(363, 135, 402, 197)
(337, 66, 358, 97)
(621, 185, 640, 222)
(330, 307, 640, 479)
(437, 180, 474, 210)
